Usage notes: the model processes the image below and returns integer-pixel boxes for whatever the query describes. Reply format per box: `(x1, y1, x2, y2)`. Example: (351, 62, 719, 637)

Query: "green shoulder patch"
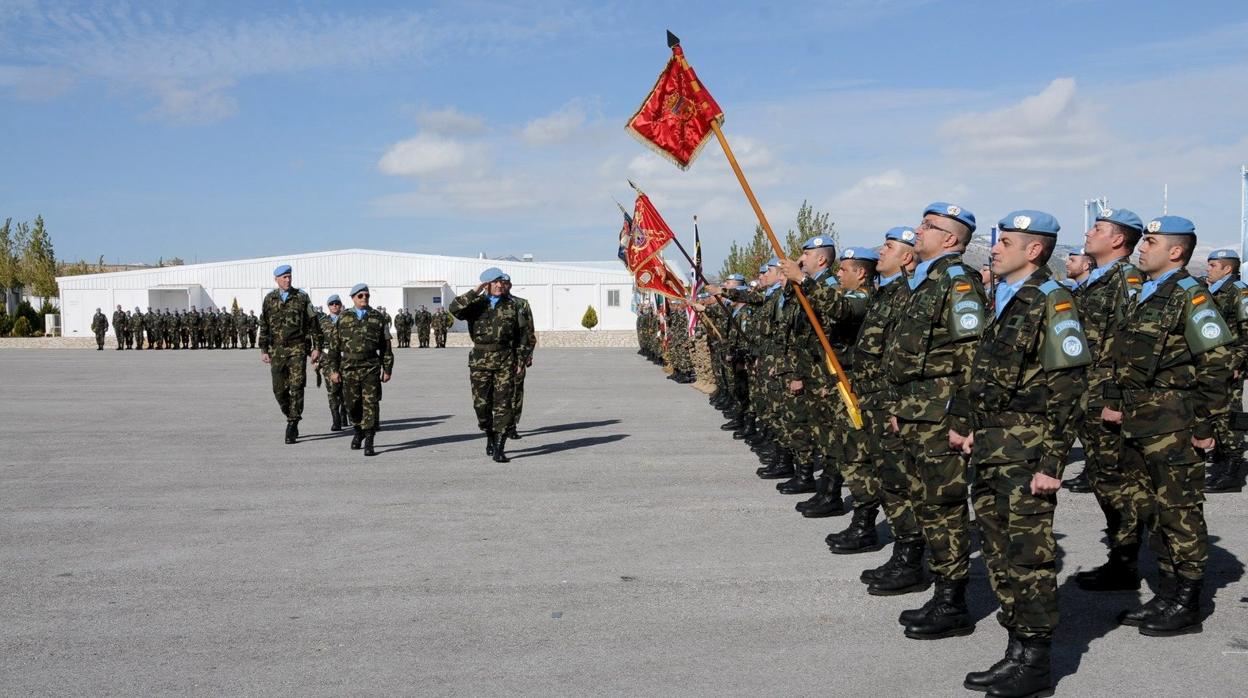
(1040, 284, 1091, 370)
(946, 264, 984, 340)
(1183, 281, 1233, 354)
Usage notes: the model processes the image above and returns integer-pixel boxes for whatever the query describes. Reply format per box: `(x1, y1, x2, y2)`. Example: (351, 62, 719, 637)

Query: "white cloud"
(521, 101, 587, 145)
(144, 78, 238, 125)
(377, 133, 476, 177)
(0, 64, 75, 100)
(415, 107, 486, 136)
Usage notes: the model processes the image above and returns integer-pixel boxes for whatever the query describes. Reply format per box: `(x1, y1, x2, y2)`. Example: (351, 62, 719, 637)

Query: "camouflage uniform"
(110, 309, 127, 350)
(130, 309, 144, 349)
(92, 311, 109, 350)
(326, 307, 394, 432)
(1207, 275, 1248, 464)
(318, 312, 347, 426)
(415, 308, 432, 348)
(884, 253, 986, 584)
(509, 296, 537, 432)
(258, 288, 322, 425)
(434, 308, 451, 348)
(449, 289, 535, 435)
(393, 310, 409, 348)
(248, 312, 259, 348)
(950, 269, 1090, 641)
(233, 311, 247, 349)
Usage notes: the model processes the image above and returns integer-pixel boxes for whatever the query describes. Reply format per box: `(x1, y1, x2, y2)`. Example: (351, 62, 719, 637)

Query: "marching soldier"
(885, 202, 986, 639)
(948, 210, 1090, 697)
(110, 305, 126, 350)
(1105, 216, 1232, 637)
(449, 268, 536, 463)
(503, 279, 536, 440)
(1202, 248, 1248, 493)
(327, 284, 394, 457)
(317, 295, 349, 431)
(92, 308, 108, 350)
(258, 264, 322, 444)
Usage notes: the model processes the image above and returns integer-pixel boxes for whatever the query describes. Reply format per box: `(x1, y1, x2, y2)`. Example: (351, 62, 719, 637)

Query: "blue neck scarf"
(1209, 276, 1230, 294)
(1140, 267, 1181, 303)
(1086, 255, 1129, 287)
(879, 272, 901, 288)
(279, 290, 289, 302)
(330, 313, 340, 324)
(994, 276, 1028, 318)
(354, 308, 366, 320)
(488, 294, 503, 309)
(909, 253, 958, 290)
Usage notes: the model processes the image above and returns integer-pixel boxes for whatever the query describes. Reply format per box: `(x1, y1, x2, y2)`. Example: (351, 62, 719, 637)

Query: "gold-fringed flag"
(626, 182, 676, 272)
(625, 31, 724, 170)
(634, 253, 687, 300)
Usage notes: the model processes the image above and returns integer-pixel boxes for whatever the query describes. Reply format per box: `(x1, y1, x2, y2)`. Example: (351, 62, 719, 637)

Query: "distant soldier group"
(643, 202, 1245, 697)
(97, 305, 259, 350)
(393, 306, 453, 348)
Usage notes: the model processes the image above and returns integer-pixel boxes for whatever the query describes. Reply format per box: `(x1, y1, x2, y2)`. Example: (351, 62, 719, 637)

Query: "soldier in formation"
(326, 284, 394, 457)
(415, 305, 433, 348)
(110, 305, 126, 350)
(449, 267, 536, 463)
(394, 308, 412, 348)
(433, 307, 451, 348)
(92, 308, 108, 350)
(259, 264, 322, 444)
(683, 202, 1237, 696)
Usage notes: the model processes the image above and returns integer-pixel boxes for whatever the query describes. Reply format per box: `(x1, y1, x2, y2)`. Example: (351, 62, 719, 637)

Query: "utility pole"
(1240, 166, 1247, 261)
(1083, 197, 1108, 232)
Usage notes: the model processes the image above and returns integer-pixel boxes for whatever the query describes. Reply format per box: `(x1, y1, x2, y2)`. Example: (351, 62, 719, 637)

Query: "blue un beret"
(841, 246, 880, 262)
(767, 256, 780, 267)
(885, 226, 917, 246)
(1095, 207, 1143, 233)
(1208, 248, 1239, 261)
(479, 267, 510, 283)
(802, 236, 836, 250)
(1146, 215, 1196, 236)
(727, 273, 746, 282)
(998, 210, 1060, 237)
(350, 283, 369, 296)
(326, 294, 342, 305)
(924, 202, 977, 233)
(273, 264, 292, 277)
(758, 262, 769, 273)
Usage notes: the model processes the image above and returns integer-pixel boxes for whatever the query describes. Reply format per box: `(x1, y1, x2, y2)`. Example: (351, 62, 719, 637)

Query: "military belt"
(1120, 387, 1187, 406)
(344, 352, 377, 360)
(473, 343, 508, 352)
(971, 411, 1042, 429)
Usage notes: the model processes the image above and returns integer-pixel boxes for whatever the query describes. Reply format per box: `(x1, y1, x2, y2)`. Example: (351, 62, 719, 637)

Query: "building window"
(607, 290, 620, 307)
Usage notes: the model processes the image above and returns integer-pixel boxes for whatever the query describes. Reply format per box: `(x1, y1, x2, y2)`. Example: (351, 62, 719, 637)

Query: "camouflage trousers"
(435, 329, 447, 348)
(469, 348, 517, 433)
(268, 346, 308, 424)
(899, 418, 972, 580)
(95, 331, 106, 349)
(1081, 414, 1150, 548)
(1212, 378, 1246, 459)
(1122, 430, 1208, 580)
(512, 365, 528, 428)
(324, 366, 345, 418)
(777, 378, 816, 461)
(869, 406, 922, 544)
(132, 329, 143, 349)
(418, 328, 431, 347)
(831, 403, 880, 512)
(971, 460, 1058, 640)
(248, 330, 257, 348)
(342, 366, 383, 431)
(114, 330, 125, 349)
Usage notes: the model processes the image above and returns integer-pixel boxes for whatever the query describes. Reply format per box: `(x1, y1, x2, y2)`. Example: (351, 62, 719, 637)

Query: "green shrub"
(581, 305, 599, 330)
(10, 316, 32, 337)
(0, 314, 10, 336)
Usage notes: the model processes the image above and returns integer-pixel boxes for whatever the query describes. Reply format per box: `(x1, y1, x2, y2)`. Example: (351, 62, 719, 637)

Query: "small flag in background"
(687, 218, 703, 337)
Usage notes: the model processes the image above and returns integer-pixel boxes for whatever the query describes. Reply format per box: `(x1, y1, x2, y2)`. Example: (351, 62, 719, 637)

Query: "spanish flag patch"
(1126, 276, 1141, 284)
(1054, 301, 1073, 312)
(1192, 294, 1208, 306)
(954, 282, 972, 293)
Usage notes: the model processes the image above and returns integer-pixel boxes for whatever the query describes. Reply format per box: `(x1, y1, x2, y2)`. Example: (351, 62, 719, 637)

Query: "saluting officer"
(948, 210, 1090, 697)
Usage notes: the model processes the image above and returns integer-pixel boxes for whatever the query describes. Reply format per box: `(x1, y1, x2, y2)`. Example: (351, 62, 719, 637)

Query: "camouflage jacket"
(449, 290, 535, 366)
(414, 310, 432, 329)
(723, 285, 778, 359)
(884, 254, 987, 422)
(110, 310, 126, 331)
(130, 312, 144, 331)
(795, 270, 869, 385)
(434, 309, 453, 330)
(185, 311, 200, 330)
(1210, 276, 1248, 368)
(318, 313, 341, 362)
(949, 268, 1091, 476)
(326, 307, 394, 375)
(851, 274, 909, 408)
(93, 312, 109, 333)
(1075, 257, 1144, 409)
(1108, 268, 1233, 440)
(258, 287, 321, 353)
(513, 296, 537, 359)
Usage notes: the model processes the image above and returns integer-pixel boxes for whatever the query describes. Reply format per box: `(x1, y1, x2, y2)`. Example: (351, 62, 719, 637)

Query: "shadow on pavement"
(378, 431, 485, 454)
(376, 415, 451, 432)
(518, 420, 621, 437)
(509, 434, 630, 459)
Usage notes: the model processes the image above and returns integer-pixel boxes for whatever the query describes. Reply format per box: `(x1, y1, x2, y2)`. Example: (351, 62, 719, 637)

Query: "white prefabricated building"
(56, 249, 638, 338)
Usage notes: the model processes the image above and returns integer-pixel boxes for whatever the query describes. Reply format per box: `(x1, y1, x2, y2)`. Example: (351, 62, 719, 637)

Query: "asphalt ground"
(1, 347, 1246, 696)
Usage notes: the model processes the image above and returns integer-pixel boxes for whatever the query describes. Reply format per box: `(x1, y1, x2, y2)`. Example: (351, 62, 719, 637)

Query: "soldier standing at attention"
(327, 284, 393, 457)
(393, 309, 408, 348)
(1202, 248, 1248, 493)
(1063, 248, 1093, 290)
(259, 265, 322, 444)
(1104, 216, 1232, 637)
(434, 307, 451, 348)
(131, 307, 144, 350)
(885, 202, 987, 641)
(450, 268, 535, 463)
(502, 278, 536, 440)
(416, 305, 433, 348)
(948, 211, 1090, 697)
(235, 309, 248, 349)
(248, 310, 259, 348)
(110, 305, 127, 350)
(92, 308, 108, 350)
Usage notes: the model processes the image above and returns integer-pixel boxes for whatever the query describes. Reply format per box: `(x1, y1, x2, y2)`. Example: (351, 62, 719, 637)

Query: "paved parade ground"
(2, 348, 1246, 696)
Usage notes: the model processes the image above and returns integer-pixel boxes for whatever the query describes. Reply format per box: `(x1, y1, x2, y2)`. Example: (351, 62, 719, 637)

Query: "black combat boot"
(862, 540, 905, 585)
(739, 415, 759, 442)
(350, 427, 363, 450)
(1206, 453, 1245, 493)
(492, 434, 510, 463)
(1118, 570, 1176, 627)
(331, 409, 342, 432)
(1139, 576, 1203, 637)
(986, 638, 1052, 698)
(721, 416, 743, 431)
(363, 430, 377, 456)
(828, 506, 884, 554)
(1075, 542, 1140, 591)
(485, 430, 496, 456)
(341, 406, 351, 427)
(795, 471, 830, 512)
(964, 632, 1024, 692)
(284, 422, 298, 444)
(777, 456, 818, 494)
(870, 540, 930, 596)
(802, 471, 846, 518)
(904, 576, 975, 640)
(1062, 468, 1092, 493)
(1203, 449, 1230, 490)
(757, 449, 795, 480)
(754, 442, 779, 476)
(506, 425, 521, 440)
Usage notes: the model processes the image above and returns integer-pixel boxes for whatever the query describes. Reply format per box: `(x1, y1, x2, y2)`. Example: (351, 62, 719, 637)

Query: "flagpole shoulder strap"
(708, 120, 863, 429)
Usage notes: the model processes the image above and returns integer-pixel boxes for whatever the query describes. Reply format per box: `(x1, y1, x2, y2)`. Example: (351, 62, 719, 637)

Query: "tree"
(9, 316, 31, 337)
(718, 224, 772, 280)
(716, 201, 838, 280)
(581, 305, 599, 330)
(0, 218, 19, 311)
(97, 255, 105, 271)
(232, 297, 240, 313)
(21, 215, 58, 299)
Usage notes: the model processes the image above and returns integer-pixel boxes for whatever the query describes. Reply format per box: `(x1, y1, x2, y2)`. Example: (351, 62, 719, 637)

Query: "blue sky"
(2, 0, 1247, 271)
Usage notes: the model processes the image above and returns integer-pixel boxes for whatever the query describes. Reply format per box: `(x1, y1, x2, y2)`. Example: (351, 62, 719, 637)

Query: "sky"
(2, 0, 1247, 272)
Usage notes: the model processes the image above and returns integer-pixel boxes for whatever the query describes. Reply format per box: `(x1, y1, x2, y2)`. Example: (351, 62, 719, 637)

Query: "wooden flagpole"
(708, 120, 863, 429)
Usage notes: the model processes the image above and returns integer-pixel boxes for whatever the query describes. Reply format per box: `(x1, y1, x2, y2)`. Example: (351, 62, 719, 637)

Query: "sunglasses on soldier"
(354, 293, 369, 298)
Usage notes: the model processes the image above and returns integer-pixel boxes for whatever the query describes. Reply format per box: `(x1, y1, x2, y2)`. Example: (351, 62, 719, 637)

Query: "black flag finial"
(666, 30, 680, 48)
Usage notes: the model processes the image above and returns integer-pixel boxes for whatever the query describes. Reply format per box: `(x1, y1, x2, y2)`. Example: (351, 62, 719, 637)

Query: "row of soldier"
(392, 306, 454, 349)
(641, 203, 1242, 697)
(91, 306, 258, 351)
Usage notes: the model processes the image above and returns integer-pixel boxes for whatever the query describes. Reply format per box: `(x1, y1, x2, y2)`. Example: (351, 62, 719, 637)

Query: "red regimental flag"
(627, 191, 676, 272)
(626, 42, 724, 171)
(635, 254, 687, 300)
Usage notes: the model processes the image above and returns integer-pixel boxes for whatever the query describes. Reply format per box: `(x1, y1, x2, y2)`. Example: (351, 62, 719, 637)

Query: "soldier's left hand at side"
(1030, 473, 1062, 496)
(1192, 436, 1215, 450)
(381, 372, 391, 383)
